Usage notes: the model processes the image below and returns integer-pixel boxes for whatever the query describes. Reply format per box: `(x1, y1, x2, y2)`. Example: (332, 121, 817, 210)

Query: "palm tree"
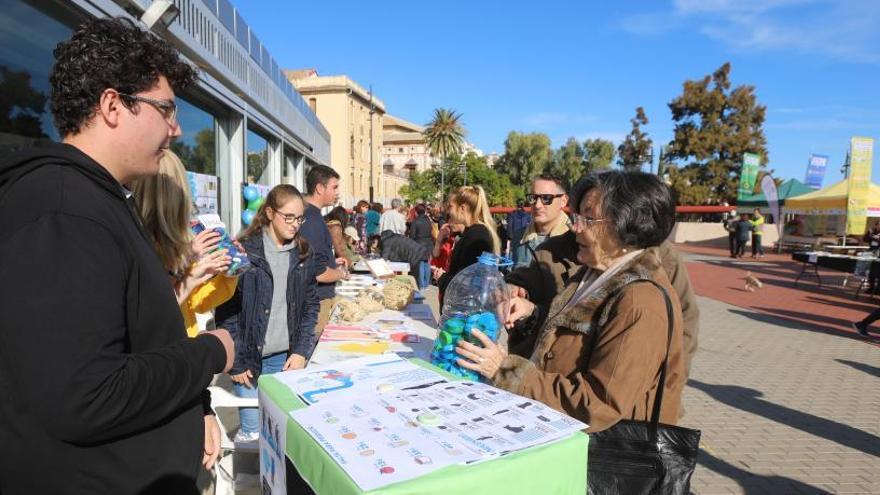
(423, 108, 465, 203)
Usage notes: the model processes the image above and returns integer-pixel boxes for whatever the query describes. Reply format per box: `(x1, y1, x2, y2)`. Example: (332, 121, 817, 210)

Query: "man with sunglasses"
(0, 18, 234, 493)
(510, 174, 571, 268)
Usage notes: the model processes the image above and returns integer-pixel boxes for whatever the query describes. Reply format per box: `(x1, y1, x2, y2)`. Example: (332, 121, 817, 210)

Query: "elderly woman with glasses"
(456, 170, 686, 433)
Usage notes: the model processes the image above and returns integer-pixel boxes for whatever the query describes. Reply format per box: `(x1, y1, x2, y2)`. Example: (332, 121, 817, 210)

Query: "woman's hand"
(507, 283, 529, 299)
(192, 229, 222, 258)
(231, 369, 254, 388)
(202, 414, 221, 470)
(456, 329, 507, 379)
(505, 296, 536, 329)
(431, 265, 445, 281)
(189, 249, 231, 286)
(283, 354, 307, 371)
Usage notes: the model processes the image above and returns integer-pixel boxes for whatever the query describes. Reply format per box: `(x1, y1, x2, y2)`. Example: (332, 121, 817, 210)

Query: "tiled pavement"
(678, 245, 880, 494)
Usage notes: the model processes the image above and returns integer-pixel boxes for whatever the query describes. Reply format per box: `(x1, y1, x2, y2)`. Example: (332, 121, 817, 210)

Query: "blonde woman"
(433, 185, 500, 305)
(131, 150, 237, 338)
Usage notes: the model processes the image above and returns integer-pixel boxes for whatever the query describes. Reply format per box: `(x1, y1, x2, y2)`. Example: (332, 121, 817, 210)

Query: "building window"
(246, 127, 270, 185)
(308, 97, 317, 113)
(170, 97, 217, 175)
(350, 135, 355, 160)
(0, 1, 82, 153)
(398, 147, 403, 153)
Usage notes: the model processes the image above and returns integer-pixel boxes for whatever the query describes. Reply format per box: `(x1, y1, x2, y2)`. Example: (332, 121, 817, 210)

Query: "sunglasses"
(526, 193, 565, 206)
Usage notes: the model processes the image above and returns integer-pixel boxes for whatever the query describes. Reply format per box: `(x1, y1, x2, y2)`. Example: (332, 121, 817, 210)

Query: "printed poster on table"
(273, 354, 448, 405)
(185, 171, 218, 215)
(289, 381, 587, 492)
(846, 137, 874, 236)
(258, 388, 287, 495)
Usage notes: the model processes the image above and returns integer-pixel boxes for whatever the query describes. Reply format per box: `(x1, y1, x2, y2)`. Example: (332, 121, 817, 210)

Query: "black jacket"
(380, 230, 431, 278)
(0, 144, 227, 494)
(215, 233, 319, 377)
(437, 223, 494, 303)
(407, 214, 434, 259)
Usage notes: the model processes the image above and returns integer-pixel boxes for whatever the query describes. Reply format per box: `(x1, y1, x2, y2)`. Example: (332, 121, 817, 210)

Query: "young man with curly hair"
(0, 18, 234, 494)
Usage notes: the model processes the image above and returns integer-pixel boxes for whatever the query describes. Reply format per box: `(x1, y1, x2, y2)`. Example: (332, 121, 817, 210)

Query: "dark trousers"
(859, 307, 880, 327)
(728, 232, 736, 256)
(751, 234, 764, 256)
(735, 237, 748, 257)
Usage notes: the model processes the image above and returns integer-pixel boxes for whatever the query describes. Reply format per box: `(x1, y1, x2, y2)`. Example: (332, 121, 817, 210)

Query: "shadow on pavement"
(803, 295, 877, 313)
(728, 308, 870, 344)
(689, 380, 880, 458)
(836, 358, 880, 378)
(696, 448, 825, 495)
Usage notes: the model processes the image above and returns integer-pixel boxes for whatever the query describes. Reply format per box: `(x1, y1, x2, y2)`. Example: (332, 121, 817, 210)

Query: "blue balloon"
(243, 185, 259, 202)
(242, 209, 256, 226)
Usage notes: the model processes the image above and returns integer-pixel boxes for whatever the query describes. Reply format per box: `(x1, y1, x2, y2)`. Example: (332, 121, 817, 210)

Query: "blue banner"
(805, 154, 828, 189)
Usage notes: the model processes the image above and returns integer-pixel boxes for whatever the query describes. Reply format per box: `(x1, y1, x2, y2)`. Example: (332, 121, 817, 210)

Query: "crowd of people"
(0, 17, 700, 494)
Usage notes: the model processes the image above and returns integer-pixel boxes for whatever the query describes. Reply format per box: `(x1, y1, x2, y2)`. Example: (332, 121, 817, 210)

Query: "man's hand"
(203, 414, 221, 470)
(205, 329, 235, 373)
(231, 369, 253, 388)
(283, 354, 307, 371)
(335, 256, 350, 269)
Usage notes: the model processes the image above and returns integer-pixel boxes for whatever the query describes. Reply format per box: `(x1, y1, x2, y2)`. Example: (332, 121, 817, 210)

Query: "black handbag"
(587, 279, 701, 495)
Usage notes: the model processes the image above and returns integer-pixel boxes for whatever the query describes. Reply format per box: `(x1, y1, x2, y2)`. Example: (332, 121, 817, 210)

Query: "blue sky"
(234, 0, 879, 186)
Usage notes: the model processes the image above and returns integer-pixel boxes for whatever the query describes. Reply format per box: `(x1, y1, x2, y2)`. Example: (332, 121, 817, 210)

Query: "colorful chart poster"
(185, 171, 218, 215)
(846, 137, 874, 236)
(274, 354, 448, 405)
(289, 381, 587, 492)
(738, 153, 761, 200)
(805, 154, 829, 190)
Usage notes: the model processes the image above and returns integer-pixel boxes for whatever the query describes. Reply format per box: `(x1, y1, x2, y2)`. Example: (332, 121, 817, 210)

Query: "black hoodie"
(0, 143, 227, 494)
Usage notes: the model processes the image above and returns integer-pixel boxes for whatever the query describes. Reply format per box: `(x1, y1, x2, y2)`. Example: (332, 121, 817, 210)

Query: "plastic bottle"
(430, 252, 511, 380)
(191, 215, 252, 276)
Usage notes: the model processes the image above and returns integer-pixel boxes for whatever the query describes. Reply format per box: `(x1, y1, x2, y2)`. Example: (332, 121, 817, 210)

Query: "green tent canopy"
(736, 178, 814, 209)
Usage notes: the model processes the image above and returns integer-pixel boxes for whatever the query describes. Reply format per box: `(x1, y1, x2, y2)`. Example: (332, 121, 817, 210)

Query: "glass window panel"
(249, 32, 260, 63)
(246, 127, 270, 185)
(0, 0, 81, 153)
(218, 0, 235, 33)
(201, 0, 217, 15)
(234, 10, 249, 48)
(170, 97, 216, 175)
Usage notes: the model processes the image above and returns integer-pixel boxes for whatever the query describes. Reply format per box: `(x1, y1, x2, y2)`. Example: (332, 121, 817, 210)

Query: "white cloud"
(622, 0, 880, 63)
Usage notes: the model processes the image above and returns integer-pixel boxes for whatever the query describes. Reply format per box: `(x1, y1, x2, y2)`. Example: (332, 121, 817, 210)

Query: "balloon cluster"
(241, 185, 266, 226)
(430, 311, 500, 381)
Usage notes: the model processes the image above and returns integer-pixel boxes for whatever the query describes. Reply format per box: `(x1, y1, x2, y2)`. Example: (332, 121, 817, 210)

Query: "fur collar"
(528, 247, 663, 362)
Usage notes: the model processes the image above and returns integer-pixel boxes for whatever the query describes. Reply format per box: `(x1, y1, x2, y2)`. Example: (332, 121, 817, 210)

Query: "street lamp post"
(368, 85, 375, 203)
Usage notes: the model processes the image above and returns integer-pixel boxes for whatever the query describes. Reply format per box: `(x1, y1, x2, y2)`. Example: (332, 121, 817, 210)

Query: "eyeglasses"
(118, 92, 178, 125)
(573, 213, 608, 229)
(273, 210, 306, 225)
(526, 193, 565, 206)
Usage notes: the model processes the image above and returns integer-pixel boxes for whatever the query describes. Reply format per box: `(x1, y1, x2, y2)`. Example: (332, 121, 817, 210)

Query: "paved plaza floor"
(678, 244, 880, 494)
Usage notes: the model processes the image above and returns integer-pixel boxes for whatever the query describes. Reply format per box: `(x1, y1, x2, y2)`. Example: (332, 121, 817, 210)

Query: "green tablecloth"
(259, 361, 589, 494)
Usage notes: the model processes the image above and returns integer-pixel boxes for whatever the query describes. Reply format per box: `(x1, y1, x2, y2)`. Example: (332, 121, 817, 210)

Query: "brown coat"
(493, 248, 686, 433)
(507, 233, 699, 375)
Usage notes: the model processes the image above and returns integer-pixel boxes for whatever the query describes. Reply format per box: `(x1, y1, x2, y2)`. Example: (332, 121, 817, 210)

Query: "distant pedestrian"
(750, 209, 765, 258)
(734, 213, 753, 258)
(407, 203, 435, 289)
(380, 198, 407, 235)
(506, 199, 531, 264)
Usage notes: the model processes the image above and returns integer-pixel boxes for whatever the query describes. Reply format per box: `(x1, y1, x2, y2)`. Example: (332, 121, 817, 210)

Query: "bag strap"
(601, 278, 674, 436)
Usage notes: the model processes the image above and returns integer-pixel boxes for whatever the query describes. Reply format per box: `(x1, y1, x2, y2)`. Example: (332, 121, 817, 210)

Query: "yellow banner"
(846, 136, 874, 236)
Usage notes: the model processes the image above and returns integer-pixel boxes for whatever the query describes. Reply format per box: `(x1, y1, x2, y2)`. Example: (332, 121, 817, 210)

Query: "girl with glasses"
(216, 184, 319, 443)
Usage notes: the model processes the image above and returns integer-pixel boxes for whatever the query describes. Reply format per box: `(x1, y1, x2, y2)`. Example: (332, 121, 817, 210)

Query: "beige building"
(382, 115, 437, 176)
(286, 69, 407, 206)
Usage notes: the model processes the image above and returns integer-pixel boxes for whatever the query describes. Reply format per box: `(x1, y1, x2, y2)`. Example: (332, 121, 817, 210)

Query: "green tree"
(617, 106, 652, 171)
(583, 138, 616, 174)
(548, 137, 584, 188)
(494, 131, 553, 191)
(423, 108, 466, 202)
(0, 66, 48, 139)
(665, 62, 768, 204)
(401, 152, 520, 206)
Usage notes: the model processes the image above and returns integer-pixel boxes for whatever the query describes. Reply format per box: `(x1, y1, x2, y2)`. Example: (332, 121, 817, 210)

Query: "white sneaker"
(233, 430, 259, 443)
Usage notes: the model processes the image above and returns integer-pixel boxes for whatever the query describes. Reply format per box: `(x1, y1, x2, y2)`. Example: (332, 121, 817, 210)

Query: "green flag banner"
(738, 153, 760, 200)
(846, 137, 874, 236)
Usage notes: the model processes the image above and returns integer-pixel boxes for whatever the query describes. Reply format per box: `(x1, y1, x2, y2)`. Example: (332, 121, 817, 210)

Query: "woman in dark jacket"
(408, 203, 435, 288)
(215, 184, 319, 442)
(433, 186, 500, 306)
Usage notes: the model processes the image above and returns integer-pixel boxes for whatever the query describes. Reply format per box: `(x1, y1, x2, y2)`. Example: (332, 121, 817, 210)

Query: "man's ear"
(97, 89, 125, 128)
(560, 194, 569, 208)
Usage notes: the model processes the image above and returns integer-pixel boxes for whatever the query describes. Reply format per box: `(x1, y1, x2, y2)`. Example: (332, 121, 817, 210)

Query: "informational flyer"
(289, 381, 587, 491)
(186, 171, 218, 215)
(274, 354, 448, 405)
(258, 388, 287, 494)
